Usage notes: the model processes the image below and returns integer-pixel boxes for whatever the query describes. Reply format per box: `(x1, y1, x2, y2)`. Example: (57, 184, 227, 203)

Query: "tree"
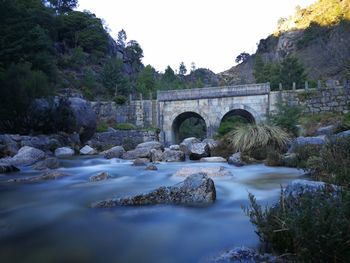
(279, 56, 306, 89)
(235, 52, 250, 64)
(178, 62, 187, 75)
(253, 54, 265, 83)
(136, 65, 157, 97)
(47, 0, 78, 13)
(100, 58, 130, 97)
(117, 29, 127, 48)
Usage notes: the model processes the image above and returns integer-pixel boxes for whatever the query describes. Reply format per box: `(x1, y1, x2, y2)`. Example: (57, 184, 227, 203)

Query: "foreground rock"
(179, 137, 201, 155)
(200, 157, 226, 162)
(228, 152, 245, 167)
(145, 164, 158, 171)
(150, 149, 163, 162)
(79, 145, 97, 155)
(89, 172, 111, 182)
(188, 142, 210, 160)
(162, 149, 185, 162)
(209, 247, 277, 263)
(103, 146, 125, 159)
(91, 173, 216, 207)
(334, 129, 350, 139)
(122, 148, 151, 159)
(284, 179, 337, 198)
(32, 157, 60, 170)
(288, 136, 326, 153)
(54, 147, 75, 158)
(0, 164, 20, 173)
(132, 158, 149, 166)
(202, 138, 218, 151)
(7, 146, 45, 166)
(136, 141, 163, 151)
(7, 171, 69, 183)
(174, 166, 232, 177)
(169, 144, 180, 151)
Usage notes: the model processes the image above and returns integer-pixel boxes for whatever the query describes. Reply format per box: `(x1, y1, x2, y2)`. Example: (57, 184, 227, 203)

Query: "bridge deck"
(157, 83, 270, 101)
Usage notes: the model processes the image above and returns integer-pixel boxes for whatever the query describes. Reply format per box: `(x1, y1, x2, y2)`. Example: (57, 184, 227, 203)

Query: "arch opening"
(172, 112, 207, 144)
(218, 109, 255, 136)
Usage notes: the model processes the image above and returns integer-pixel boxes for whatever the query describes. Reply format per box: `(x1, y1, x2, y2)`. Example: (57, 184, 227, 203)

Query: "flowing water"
(0, 157, 304, 263)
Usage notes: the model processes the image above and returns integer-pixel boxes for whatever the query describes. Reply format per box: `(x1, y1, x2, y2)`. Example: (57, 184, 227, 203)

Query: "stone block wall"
(91, 100, 158, 128)
(270, 86, 350, 114)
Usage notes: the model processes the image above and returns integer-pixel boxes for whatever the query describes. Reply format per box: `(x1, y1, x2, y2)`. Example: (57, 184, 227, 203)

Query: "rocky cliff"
(219, 0, 350, 85)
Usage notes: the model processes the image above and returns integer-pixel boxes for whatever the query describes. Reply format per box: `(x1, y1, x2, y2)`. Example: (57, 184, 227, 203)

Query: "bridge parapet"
(157, 83, 270, 101)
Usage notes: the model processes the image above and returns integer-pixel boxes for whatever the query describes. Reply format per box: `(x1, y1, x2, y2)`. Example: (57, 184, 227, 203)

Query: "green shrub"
(114, 95, 127, 105)
(300, 112, 343, 136)
(217, 116, 248, 136)
(293, 144, 323, 169)
(115, 123, 135, 130)
(269, 101, 303, 136)
(245, 188, 350, 262)
(211, 134, 236, 159)
(96, 121, 109, 132)
(308, 137, 350, 186)
(228, 123, 290, 153)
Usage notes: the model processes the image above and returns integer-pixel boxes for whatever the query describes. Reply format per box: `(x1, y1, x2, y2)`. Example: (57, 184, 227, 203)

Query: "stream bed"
(0, 157, 304, 263)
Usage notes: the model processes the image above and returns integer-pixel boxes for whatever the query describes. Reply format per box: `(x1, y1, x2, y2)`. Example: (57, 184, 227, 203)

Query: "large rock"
(315, 125, 336, 136)
(228, 152, 245, 167)
(122, 148, 151, 159)
(188, 142, 210, 160)
(136, 141, 163, 151)
(284, 179, 337, 198)
(174, 166, 232, 177)
(103, 146, 125, 159)
(179, 137, 201, 155)
(162, 149, 185, 162)
(211, 247, 277, 263)
(32, 157, 60, 170)
(79, 145, 97, 155)
(169, 144, 180, 151)
(54, 147, 75, 158)
(202, 138, 219, 151)
(91, 173, 216, 207)
(132, 158, 149, 166)
(31, 97, 96, 143)
(288, 136, 326, 153)
(67, 97, 97, 143)
(9, 146, 45, 166)
(0, 164, 20, 173)
(7, 170, 69, 183)
(334, 130, 350, 139)
(145, 164, 158, 171)
(200, 157, 226, 162)
(150, 149, 163, 162)
(89, 172, 111, 182)
(0, 135, 18, 157)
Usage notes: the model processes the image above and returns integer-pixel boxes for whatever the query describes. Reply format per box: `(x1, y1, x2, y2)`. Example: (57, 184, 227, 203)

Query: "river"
(0, 157, 304, 263)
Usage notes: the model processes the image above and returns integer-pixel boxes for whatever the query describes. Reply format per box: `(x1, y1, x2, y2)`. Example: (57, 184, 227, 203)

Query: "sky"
(78, 0, 316, 74)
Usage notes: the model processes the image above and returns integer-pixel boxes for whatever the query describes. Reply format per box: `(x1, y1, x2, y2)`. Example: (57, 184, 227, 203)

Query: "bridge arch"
(171, 111, 207, 144)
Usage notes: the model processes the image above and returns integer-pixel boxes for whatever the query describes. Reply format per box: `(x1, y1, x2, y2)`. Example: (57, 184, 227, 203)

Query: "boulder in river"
(174, 166, 232, 177)
(162, 149, 185, 162)
(188, 142, 210, 160)
(55, 147, 75, 158)
(284, 179, 337, 198)
(103, 146, 125, 159)
(9, 146, 46, 166)
(132, 158, 149, 166)
(150, 149, 163, 162)
(89, 172, 111, 182)
(228, 152, 245, 167)
(145, 164, 158, 171)
(32, 157, 60, 170)
(79, 145, 97, 155)
(122, 148, 151, 159)
(7, 170, 69, 183)
(288, 136, 326, 153)
(136, 141, 163, 151)
(91, 173, 216, 207)
(169, 144, 180, 151)
(200, 157, 226, 162)
(179, 137, 201, 155)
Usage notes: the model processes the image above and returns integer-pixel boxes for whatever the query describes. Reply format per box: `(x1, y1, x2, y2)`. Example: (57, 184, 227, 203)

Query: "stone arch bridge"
(157, 83, 271, 145)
